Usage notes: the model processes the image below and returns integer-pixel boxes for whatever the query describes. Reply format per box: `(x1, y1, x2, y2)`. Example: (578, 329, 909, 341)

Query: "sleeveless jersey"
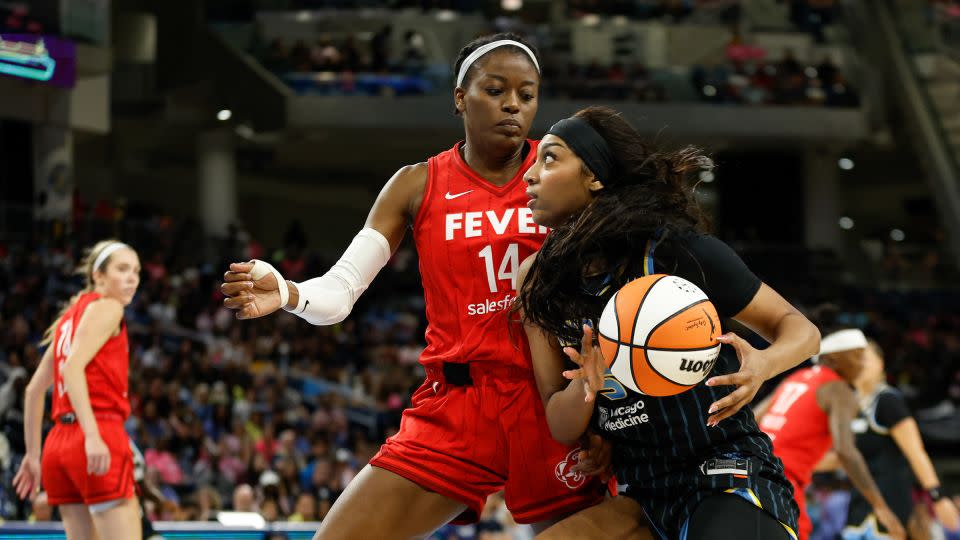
(414, 140, 547, 369)
(759, 365, 843, 487)
(51, 291, 131, 419)
(846, 385, 913, 529)
(580, 233, 798, 540)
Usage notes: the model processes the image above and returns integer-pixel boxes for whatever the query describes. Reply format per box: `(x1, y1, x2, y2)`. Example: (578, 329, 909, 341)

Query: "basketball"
(597, 274, 723, 396)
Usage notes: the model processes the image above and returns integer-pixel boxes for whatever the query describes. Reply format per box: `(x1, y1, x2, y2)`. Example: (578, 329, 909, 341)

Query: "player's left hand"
(704, 332, 771, 427)
(571, 432, 613, 482)
(562, 324, 606, 402)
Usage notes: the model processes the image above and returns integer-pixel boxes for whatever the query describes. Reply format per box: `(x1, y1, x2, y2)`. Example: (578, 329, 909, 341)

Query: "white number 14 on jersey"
(478, 243, 519, 293)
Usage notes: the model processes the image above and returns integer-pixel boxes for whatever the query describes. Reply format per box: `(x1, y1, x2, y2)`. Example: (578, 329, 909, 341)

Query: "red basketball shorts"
(42, 418, 135, 507)
(371, 363, 606, 524)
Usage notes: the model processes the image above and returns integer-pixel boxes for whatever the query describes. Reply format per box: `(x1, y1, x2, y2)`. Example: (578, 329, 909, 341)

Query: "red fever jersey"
(51, 291, 131, 419)
(415, 140, 547, 369)
(760, 365, 844, 486)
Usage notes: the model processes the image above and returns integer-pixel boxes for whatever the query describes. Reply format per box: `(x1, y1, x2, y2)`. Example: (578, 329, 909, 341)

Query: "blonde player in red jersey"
(221, 33, 641, 540)
(756, 328, 905, 540)
(13, 240, 142, 540)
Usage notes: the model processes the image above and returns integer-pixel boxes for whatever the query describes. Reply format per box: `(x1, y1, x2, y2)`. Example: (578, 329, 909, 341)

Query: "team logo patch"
(555, 448, 586, 489)
(598, 406, 610, 426)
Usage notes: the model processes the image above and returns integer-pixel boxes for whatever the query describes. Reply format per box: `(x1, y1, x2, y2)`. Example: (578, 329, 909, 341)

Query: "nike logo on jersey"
(445, 190, 473, 200)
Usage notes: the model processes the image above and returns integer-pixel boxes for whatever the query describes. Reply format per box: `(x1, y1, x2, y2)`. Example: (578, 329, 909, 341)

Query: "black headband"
(546, 116, 614, 183)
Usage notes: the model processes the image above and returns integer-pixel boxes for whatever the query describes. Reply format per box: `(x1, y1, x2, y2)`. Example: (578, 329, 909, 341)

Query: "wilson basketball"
(597, 274, 722, 396)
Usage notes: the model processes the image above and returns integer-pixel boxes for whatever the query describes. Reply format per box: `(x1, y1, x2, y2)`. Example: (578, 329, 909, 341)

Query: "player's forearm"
(23, 383, 48, 457)
(903, 445, 941, 489)
(836, 447, 887, 509)
(758, 313, 820, 379)
(281, 228, 392, 325)
(891, 420, 941, 489)
(62, 365, 102, 439)
(546, 383, 594, 445)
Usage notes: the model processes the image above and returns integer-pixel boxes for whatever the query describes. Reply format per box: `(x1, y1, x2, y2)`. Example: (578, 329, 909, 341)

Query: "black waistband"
(56, 411, 125, 424)
(442, 362, 473, 386)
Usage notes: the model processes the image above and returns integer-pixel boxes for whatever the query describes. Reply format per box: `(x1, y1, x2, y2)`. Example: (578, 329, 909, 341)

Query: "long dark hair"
(516, 106, 711, 344)
(452, 32, 540, 115)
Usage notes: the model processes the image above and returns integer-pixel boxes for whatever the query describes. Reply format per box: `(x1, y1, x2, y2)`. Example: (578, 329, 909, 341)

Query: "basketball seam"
(629, 275, 667, 393)
(641, 298, 712, 348)
(641, 348, 696, 392)
(639, 288, 711, 392)
(610, 291, 621, 371)
(596, 340, 720, 353)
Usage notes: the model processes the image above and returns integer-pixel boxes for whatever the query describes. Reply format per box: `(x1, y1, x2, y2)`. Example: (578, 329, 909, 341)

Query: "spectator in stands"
(290, 40, 313, 72)
(260, 497, 281, 522)
(288, 492, 318, 522)
(263, 39, 292, 74)
(232, 483, 257, 512)
(340, 35, 364, 72)
(312, 37, 343, 71)
(371, 25, 393, 72)
(196, 486, 222, 521)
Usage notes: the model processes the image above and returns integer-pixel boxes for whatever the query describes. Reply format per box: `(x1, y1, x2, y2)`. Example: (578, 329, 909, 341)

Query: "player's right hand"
(86, 435, 111, 476)
(562, 324, 606, 403)
(221, 262, 283, 319)
(934, 497, 960, 532)
(874, 503, 906, 540)
(572, 432, 613, 482)
(12, 454, 41, 500)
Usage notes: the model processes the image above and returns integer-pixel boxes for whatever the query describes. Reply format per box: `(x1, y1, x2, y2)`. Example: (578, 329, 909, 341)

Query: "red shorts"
(371, 363, 606, 524)
(786, 473, 810, 540)
(42, 418, 135, 507)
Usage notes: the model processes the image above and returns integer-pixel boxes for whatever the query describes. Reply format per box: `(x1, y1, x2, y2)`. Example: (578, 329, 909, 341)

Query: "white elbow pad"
(284, 227, 391, 325)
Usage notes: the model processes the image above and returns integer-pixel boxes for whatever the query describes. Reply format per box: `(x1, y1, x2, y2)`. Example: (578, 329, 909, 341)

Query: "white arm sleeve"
(284, 227, 392, 325)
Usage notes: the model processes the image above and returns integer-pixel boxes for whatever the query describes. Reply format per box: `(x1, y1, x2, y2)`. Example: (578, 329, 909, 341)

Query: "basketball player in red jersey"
(221, 33, 620, 539)
(756, 328, 905, 540)
(13, 240, 142, 540)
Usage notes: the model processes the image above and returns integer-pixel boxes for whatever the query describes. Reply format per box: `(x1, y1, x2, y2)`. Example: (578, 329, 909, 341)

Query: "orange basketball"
(597, 274, 722, 396)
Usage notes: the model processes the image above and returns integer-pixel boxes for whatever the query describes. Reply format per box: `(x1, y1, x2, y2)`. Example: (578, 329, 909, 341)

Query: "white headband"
(93, 242, 131, 272)
(456, 39, 540, 88)
(818, 329, 868, 357)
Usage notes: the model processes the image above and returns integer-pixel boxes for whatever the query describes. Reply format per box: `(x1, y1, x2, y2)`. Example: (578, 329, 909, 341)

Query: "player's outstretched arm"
(221, 163, 427, 323)
(821, 381, 906, 539)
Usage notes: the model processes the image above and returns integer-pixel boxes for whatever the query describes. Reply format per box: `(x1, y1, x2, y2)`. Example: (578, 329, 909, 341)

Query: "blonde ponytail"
(40, 239, 124, 345)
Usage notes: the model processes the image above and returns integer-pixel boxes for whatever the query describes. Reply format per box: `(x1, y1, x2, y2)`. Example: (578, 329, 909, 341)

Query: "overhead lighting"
(703, 85, 717, 97)
(890, 229, 905, 242)
(582, 14, 600, 26)
(235, 124, 254, 138)
(699, 170, 715, 183)
(435, 10, 457, 21)
(217, 109, 232, 121)
(838, 157, 854, 170)
(838, 216, 854, 230)
(502, 0, 522, 10)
